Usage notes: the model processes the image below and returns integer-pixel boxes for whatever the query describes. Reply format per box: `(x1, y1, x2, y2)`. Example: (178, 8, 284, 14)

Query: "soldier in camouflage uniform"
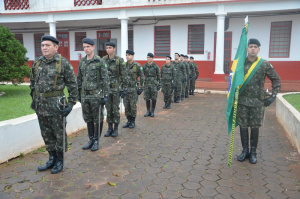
(77, 38, 109, 151)
(30, 35, 78, 174)
(103, 42, 128, 138)
(160, 56, 175, 109)
(237, 38, 281, 164)
(173, 53, 185, 103)
(189, 56, 199, 95)
(122, 50, 144, 129)
(143, 53, 161, 117)
(183, 55, 191, 98)
(179, 54, 187, 101)
(186, 56, 196, 95)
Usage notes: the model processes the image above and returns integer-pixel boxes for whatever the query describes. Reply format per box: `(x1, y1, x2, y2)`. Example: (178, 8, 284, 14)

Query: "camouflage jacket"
(77, 55, 109, 99)
(179, 61, 187, 80)
(172, 61, 184, 82)
(103, 55, 128, 93)
(184, 61, 190, 78)
(189, 62, 196, 78)
(238, 57, 281, 107)
(126, 61, 145, 92)
(193, 62, 199, 77)
(30, 53, 78, 116)
(160, 63, 175, 84)
(143, 62, 160, 85)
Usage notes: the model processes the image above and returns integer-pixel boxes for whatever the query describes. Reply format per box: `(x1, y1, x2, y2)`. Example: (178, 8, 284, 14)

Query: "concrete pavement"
(0, 93, 299, 199)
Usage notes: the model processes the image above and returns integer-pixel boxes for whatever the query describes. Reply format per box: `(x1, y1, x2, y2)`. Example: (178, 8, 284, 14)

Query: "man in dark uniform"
(184, 55, 191, 98)
(173, 53, 185, 103)
(103, 42, 128, 137)
(160, 56, 175, 109)
(77, 38, 109, 151)
(189, 56, 199, 95)
(30, 35, 78, 174)
(143, 53, 160, 117)
(122, 50, 144, 128)
(179, 54, 187, 101)
(237, 38, 281, 164)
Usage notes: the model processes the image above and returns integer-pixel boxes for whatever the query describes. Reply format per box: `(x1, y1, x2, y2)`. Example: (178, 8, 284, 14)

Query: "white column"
(46, 14, 56, 37)
(119, 17, 129, 59)
(214, 14, 226, 75)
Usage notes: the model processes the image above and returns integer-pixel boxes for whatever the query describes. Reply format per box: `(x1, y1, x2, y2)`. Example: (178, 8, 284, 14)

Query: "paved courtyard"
(0, 93, 300, 199)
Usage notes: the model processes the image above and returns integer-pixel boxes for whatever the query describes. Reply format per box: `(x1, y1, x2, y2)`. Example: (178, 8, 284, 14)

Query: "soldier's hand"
(120, 88, 128, 98)
(137, 88, 143, 95)
(157, 85, 161, 91)
(100, 95, 108, 105)
(264, 94, 276, 107)
(62, 105, 72, 117)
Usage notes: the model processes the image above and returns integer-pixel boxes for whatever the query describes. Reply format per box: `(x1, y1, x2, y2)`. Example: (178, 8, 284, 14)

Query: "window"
(4, 0, 29, 10)
(269, 21, 292, 58)
(14, 34, 23, 45)
(154, 26, 170, 57)
(75, 32, 86, 51)
(34, 33, 44, 57)
(188, 24, 205, 54)
(74, 0, 102, 6)
(128, 30, 134, 51)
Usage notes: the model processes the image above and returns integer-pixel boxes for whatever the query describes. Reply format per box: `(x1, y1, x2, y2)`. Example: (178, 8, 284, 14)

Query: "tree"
(0, 25, 30, 85)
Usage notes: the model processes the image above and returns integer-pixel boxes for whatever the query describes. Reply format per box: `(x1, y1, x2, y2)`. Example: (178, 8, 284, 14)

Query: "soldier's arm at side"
(76, 60, 83, 99)
(137, 63, 145, 89)
(265, 61, 281, 95)
(120, 58, 129, 89)
(156, 63, 161, 85)
(63, 61, 78, 107)
(100, 59, 109, 97)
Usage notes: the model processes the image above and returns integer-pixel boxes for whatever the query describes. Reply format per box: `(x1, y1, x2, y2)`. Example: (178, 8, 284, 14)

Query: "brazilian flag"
(226, 22, 249, 134)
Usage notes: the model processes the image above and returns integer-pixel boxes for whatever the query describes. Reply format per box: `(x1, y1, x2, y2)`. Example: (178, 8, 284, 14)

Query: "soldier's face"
(247, 44, 260, 58)
(190, 59, 194, 63)
(184, 58, 188, 61)
(83, 43, 95, 56)
(106, 46, 116, 56)
(180, 56, 184, 61)
(166, 58, 171, 64)
(147, 56, 153, 63)
(41, 41, 58, 59)
(175, 54, 179, 60)
(126, 53, 134, 62)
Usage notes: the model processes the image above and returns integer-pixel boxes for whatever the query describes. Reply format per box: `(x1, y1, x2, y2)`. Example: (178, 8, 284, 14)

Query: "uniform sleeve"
(76, 59, 83, 97)
(64, 61, 78, 107)
(181, 63, 186, 78)
(100, 59, 110, 97)
(186, 63, 190, 76)
(30, 61, 36, 90)
(137, 63, 145, 88)
(265, 61, 281, 95)
(195, 63, 199, 77)
(120, 57, 129, 89)
(156, 63, 161, 84)
(171, 65, 175, 82)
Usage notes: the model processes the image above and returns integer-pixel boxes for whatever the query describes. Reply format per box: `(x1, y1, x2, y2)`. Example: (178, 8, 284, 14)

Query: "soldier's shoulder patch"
(140, 67, 143, 70)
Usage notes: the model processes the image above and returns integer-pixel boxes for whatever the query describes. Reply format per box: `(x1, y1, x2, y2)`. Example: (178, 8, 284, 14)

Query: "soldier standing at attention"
(186, 55, 195, 95)
(172, 53, 184, 103)
(189, 56, 199, 95)
(77, 38, 109, 151)
(122, 50, 144, 129)
(183, 55, 191, 98)
(237, 38, 281, 164)
(103, 42, 128, 138)
(30, 35, 78, 174)
(160, 56, 175, 109)
(143, 53, 161, 117)
(179, 54, 187, 101)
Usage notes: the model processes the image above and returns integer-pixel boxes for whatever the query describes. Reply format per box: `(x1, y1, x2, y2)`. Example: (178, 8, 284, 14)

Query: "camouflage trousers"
(124, 90, 138, 118)
(37, 114, 67, 153)
(162, 83, 173, 102)
(144, 84, 158, 100)
(185, 77, 190, 94)
(181, 82, 186, 97)
(190, 78, 196, 91)
(174, 80, 181, 98)
(81, 98, 104, 123)
(105, 92, 121, 124)
(237, 104, 265, 128)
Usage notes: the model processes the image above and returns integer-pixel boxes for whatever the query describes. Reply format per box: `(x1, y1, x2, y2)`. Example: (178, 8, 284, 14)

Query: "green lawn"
(0, 85, 70, 122)
(283, 93, 300, 112)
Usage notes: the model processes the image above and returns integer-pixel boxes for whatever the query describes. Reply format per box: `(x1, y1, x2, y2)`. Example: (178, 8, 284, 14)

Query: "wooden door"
(57, 32, 70, 60)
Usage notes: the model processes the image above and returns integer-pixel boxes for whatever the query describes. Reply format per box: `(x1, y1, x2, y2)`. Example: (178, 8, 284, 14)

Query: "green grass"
(0, 85, 70, 121)
(283, 93, 300, 112)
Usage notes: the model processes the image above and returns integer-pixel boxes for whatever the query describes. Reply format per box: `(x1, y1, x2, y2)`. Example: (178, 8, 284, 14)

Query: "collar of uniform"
(85, 55, 97, 62)
(42, 53, 59, 63)
(108, 55, 117, 62)
(126, 61, 135, 67)
(245, 56, 258, 64)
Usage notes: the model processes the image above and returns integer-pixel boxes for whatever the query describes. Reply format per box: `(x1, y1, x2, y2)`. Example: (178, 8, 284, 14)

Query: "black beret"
(166, 56, 172, 60)
(175, 52, 179, 55)
(190, 56, 194, 59)
(248, 38, 261, 47)
(126, 49, 135, 55)
(147, 52, 154, 58)
(184, 55, 189, 58)
(180, 54, 185, 57)
(82, 38, 95, 45)
(41, 35, 59, 44)
(105, 42, 116, 47)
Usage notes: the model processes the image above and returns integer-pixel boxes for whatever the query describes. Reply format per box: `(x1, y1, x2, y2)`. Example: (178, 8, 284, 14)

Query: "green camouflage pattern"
(160, 63, 175, 102)
(236, 104, 265, 128)
(143, 62, 160, 100)
(191, 62, 199, 91)
(172, 61, 184, 98)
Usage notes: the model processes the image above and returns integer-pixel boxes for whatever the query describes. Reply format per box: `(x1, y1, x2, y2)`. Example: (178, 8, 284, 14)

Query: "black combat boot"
(123, 116, 131, 128)
(174, 96, 179, 103)
(91, 122, 103, 151)
(192, 90, 194, 95)
(189, 90, 192, 95)
(167, 100, 171, 109)
(38, 151, 57, 171)
(82, 122, 94, 150)
(151, 100, 156, 117)
(144, 100, 151, 117)
(249, 128, 259, 164)
(185, 91, 189, 98)
(129, 117, 135, 128)
(111, 123, 119, 137)
(104, 123, 113, 137)
(51, 152, 63, 174)
(237, 128, 249, 162)
(163, 101, 167, 109)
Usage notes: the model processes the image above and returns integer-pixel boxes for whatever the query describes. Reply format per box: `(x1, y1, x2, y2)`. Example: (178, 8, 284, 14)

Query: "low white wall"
(276, 93, 300, 154)
(0, 103, 86, 164)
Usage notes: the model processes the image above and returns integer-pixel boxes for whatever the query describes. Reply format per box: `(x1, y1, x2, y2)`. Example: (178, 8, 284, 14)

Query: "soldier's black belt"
(84, 90, 100, 95)
(35, 90, 64, 98)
